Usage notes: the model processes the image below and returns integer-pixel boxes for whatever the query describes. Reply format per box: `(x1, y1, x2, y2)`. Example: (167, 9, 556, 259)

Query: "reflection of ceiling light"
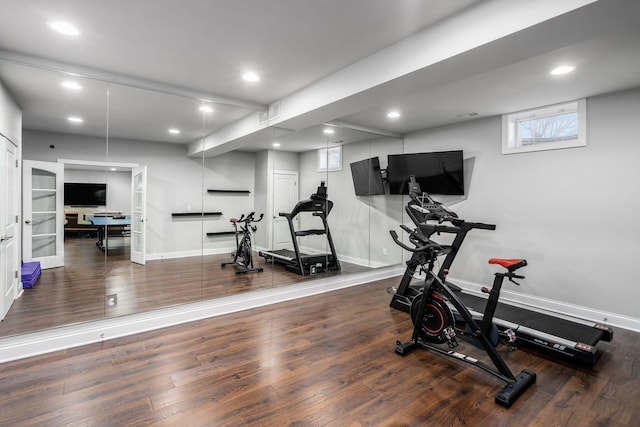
(387, 111, 401, 119)
(199, 105, 213, 113)
(550, 65, 575, 75)
(323, 128, 335, 134)
(47, 21, 80, 36)
(242, 72, 260, 82)
(272, 142, 281, 147)
(67, 116, 83, 123)
(168, 128, 180, 134)
(61, 81, 82, 90)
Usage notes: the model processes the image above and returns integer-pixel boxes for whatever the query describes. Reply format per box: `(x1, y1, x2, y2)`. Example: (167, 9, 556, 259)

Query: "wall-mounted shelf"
(206, 231, 237, 236)
(207, 189, 250, 194)
(171, 212, 222, 218)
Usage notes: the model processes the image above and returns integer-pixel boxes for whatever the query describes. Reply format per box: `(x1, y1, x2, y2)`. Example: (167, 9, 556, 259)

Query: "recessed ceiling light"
(387, 111, 401, 119)
(168, 128, 180, 135)
(47, 21, 80, 36)
(67, 116, 83, 123)
(272, 142, 281, 147)
(550, 65, 575, 76)
(199, 105, 213, 113)
(61, 81, 82, 90)
(323, 128, 335, 135)
(110, 167, 117, 171)
(242, 72, 260, 82)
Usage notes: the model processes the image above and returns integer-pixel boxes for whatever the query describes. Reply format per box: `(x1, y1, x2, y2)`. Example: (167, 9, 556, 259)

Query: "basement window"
(318, 146, 342, 172)
(502, 99, 586, 154)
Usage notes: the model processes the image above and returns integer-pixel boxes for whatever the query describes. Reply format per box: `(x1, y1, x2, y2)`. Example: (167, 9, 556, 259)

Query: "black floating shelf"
(207, 189, 250, 194)
(171, 212, 222, 218)
(206, 231, 237, 236)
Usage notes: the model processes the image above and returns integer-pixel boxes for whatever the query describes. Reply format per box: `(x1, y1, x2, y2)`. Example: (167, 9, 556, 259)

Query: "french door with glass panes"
(23, 160, 64, 269)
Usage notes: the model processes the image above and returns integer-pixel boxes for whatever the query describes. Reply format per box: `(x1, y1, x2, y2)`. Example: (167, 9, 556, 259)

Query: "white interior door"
(23, 160, 64, 269)
(1, 136, 19, 320)
(130, 166, 147, 265)
(272, 171, 298, 250)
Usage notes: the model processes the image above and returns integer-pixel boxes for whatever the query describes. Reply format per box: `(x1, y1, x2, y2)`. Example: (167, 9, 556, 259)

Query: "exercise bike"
(390, 176, 613, 366)
(221, 212, 263, 274)
(390, 225, 536, 408)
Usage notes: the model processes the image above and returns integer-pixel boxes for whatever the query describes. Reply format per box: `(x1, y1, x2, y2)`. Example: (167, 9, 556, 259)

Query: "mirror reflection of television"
(350, 156, 385, 196)
(64, 183, 107, 206)
(387, 150, 464, 195)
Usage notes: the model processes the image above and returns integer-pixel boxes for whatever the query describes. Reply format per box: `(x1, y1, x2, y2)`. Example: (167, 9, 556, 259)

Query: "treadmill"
(390, 176, 613, 367)
(259, 182, 341, 276)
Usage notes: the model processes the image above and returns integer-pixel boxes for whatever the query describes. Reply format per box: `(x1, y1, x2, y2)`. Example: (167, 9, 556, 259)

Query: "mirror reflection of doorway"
(61, 159, 139, 268)
(271, 170, 298, 250)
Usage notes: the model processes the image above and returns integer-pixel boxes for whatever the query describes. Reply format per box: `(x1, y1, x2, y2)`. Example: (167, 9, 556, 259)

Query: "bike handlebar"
(438, 217, 496, 231)
(389, 229, 444, 253)
(234, 212, 264, 224)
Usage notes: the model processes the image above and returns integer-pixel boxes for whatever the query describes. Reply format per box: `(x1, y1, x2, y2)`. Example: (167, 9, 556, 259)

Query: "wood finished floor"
(1, 237, 370, 337)
(0, 277, 634, 426)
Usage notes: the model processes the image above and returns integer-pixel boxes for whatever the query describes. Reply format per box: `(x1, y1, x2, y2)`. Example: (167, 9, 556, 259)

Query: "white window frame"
(317, 146, 342, 172)
(502, 99, 587, 155)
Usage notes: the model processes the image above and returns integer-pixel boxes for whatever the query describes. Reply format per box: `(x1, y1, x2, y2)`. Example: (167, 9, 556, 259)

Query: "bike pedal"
(444, 326, 458, 348)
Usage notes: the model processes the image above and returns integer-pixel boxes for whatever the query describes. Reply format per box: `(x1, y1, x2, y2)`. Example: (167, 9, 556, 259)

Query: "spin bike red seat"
(230, 218, 239, 223)
(488, 258, 527, 271)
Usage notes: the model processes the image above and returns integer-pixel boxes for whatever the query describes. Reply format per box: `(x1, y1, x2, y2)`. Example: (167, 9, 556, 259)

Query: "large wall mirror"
(0, 59, 406, 339)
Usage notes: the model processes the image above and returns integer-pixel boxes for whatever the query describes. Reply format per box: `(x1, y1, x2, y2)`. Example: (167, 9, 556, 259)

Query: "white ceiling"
(1, 0, 639, 154)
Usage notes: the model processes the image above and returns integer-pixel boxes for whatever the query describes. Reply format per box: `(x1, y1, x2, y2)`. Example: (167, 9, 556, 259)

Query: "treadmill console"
(311, 181, 328, 200)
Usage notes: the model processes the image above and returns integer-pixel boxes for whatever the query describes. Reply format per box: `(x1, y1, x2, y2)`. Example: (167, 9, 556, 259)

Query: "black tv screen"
(387, 150, 464, 195)
(64, 183, 107, 206)
(350, 156, 385, 196)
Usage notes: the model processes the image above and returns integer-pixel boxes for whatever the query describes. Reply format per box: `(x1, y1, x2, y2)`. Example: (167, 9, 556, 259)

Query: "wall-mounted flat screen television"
(350, 156, 385, 196)
(64, 183, 107, 206)
(387, 150, 464, 195)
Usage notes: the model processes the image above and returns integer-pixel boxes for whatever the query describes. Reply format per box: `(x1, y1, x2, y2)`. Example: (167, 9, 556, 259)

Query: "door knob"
(24, 220, 31, 224)
(0, 235, 13, 242)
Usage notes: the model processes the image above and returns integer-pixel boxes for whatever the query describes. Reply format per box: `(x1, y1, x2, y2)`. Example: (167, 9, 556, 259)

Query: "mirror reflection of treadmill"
(260, 182, 340, 276)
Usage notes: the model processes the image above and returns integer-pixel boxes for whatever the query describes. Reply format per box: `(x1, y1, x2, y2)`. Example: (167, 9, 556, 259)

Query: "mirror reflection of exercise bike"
(222, 212, 263, 274)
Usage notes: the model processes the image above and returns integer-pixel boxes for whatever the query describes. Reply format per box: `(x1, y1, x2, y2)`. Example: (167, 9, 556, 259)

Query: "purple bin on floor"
(21, 261, 41, 289)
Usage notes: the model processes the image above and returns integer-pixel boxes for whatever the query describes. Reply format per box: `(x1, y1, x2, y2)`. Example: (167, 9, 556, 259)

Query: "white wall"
(403, 88, 640, 323)
(273, 150, 299, 172)
(202, 151, 256, 254)
(0, 79, 21, 144)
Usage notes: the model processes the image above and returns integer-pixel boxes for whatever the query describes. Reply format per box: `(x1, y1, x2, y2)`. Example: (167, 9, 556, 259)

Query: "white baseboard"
(448, 277, 640, 333)
(146, 246, 235, 261)
(148, 245, 389, 270)
(0, 265, 404, 363)
(336, 253, 389, 269)
(297, 245, 390, 269)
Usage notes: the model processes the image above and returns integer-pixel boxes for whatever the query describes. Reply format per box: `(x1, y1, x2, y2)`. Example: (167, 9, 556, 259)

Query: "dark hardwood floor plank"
(1, 237, 370, 337)
(0, 277, 637, 426)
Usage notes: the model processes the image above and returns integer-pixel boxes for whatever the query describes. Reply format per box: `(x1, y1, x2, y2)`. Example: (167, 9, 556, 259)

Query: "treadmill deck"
(456, 292, 606, 346)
